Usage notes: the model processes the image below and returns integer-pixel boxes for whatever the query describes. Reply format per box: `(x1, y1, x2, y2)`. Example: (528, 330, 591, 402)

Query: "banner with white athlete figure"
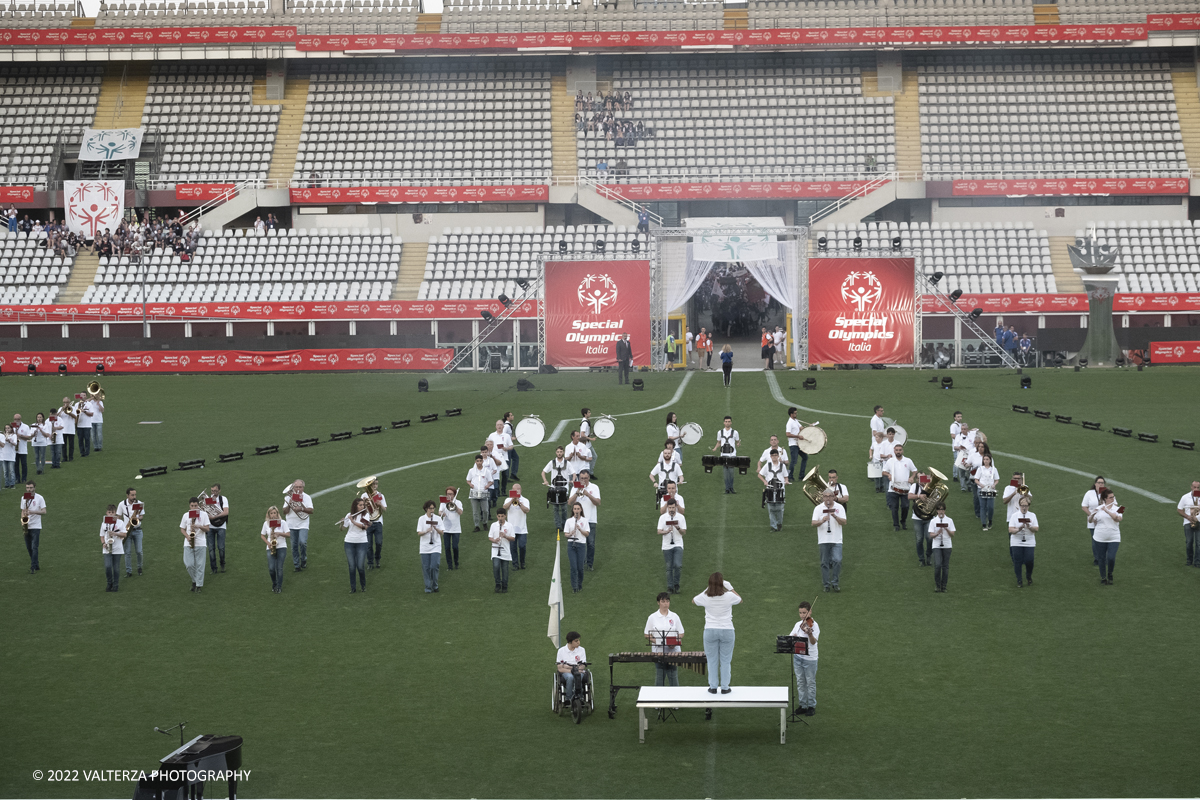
(65, 180, 125, 240)
(79, 128, 144, 162)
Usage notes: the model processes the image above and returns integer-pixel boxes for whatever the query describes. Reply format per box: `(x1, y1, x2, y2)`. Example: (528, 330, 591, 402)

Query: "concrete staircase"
(893, 69, 922, 176)
(258, 72, 310, 184)
(59, 252, 99, 304)
(723, 8, 748, 28)
(1032, 3, 1060, 24)
(70, 16, 95, 27)
(550, 67, 578, 179)
(1170, 58, 1200, 172)
(416, 12, 441, 31)
(1049, 236, 1085, 293)
(93, 62, 151, 130)
(392, 240, 428, 300)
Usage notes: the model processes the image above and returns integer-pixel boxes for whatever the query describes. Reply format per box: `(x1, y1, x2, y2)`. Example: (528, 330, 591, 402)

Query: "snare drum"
(867, 460, 883, 479)
(796, 426, 827, 455)
(469, 488, 490, 501)
(764, 486, 786, 504)
(680, 422, 704, 446)
(593, 416, 616, 440)
(514, 415, 545, 448)
(979, 490, 997, 498)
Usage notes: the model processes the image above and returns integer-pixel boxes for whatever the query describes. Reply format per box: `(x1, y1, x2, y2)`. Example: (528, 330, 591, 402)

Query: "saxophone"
(21, 503, 29, 534)
(269, 529, 278, 556)
(187, 519, 196, 548)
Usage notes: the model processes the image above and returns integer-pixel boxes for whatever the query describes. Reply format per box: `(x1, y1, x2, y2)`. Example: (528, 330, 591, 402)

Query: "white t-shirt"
(966, 450, 985, 476)
(693, 582, 740, 629)
(556, 644, 587, 669)
(284, 491, 313, 529)
(204, 495, 230, 528)
(0, 431, 16, 461)
(92, 401, 104, 424)
(543, 458, 570, 491)
(827, 482, 849, 504)
(657, 510, 686, 549)
(930, 515, 956, 548)
(570, 482, 600, 523)
(646, 610, 685, 653)
(1178, 492, 1200, 526)
(117, 498, 146, 528)
(504, 495, 530, 533)
(487, 431, 512, 470)
(14, 422, 31, 454)
(261, 520, 290, 550)
(488, 520, 512, 560)
(340, 512, 369, 544)
(786, 417, 802, 448)
(361, 490, 387, 523)
(1082, 489, 1104, 530)
(417, 513, 443, 554)
(774, 330, 785, 348)
(1008, 510, 1037, 548)
(439, 499, 463, 534)
(1002, 484, 1029, 510)
(179, 510, 211, 547)
(100, 518, 127, 556)
(659, 493, 685, 514)
(77, 402, 94, 429)
(759, 446, 788, 466)
(950, 420, 962, 441)
(871, 439, 895, 465)
(58, 407, 76, 435)
(32, 421, 50, 447)
(666, 422, 681, 448)
(22, 493, 46, 530)
(651, 454, 683, 486)
(975, 466, 1000, 492)
(788, 619, 820, 660)
(870, 414, 887, 441)
(563, 516, 590, 544)
(686, 331, 694, 351)
(466, 466, 493, 495)
(812, 502, 846, 544)
(565, 441, 591, 475)
(884, 456, 917, 494)
(1091, 503, 1122, 543)
(953, 433, 972, 468)
(715, 427, 740, 456)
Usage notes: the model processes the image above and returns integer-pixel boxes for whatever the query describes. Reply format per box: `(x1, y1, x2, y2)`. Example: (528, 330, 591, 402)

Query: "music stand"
(776, 635, 811, 726)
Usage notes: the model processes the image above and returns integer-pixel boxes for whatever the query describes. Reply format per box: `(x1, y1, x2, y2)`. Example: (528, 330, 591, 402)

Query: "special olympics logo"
(180, 356, 190, 366)
(840, 271, 883, 313)
(217, 354, 228, 366)
(577, 274, 619, 314)
(402, 353, 414, 364)
(366, 352, 377, 364)
(68, 356, 79, 367)
(1174, 346, 1186, 358)
(105, 356, 116, 367)
(291, 354, 302, 365)
(253, 355, 264, 366)
(142, 355, 153, 366)
(329, 354, 339, 365)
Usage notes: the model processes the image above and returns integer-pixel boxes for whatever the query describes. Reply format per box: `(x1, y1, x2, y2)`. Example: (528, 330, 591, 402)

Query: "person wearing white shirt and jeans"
(76, 399, 94, 457)
(1, 424, 18, 489)
(90, 395, 104, 451)
(339, 498, 369, 593)
(785, 408, 805, 482)
(12, 414, 32, 482)
(580, 408, 598, 480)
(284, 480, 314, 572)
(487, 419, 514, 496)
(658, 498, 686, 594)
(31, 412, 48, 475)
(711, 416, 741, 494)
(117, 489, 146, 576)
(47, 409, 63, 469)
(417, 501, 444, 593)
(974, 455, 1000, 531)
(488, 509, 515, 593)
(789, 602, 819, 716)
(563, 502, 590, 593)
(503, 485, 531, 570)
(260, 506, 290, 594)
(556, 632, 589, 704)
(58, 398, 77, 462)
(21, 481, 46, 573)
(569, 471, 601, 571)
(439, 487, 464, 570)
(758, 451, 789, 532)
(870, 405, 887, 446)
(564, 430, 592, 481)
(361, 478, 387, 570)
(883, 445, 917, 531)
(811, 490, 846, 592)
(205, 483, 230, 574)
(502, 411, 520, 481)
(928, 504, 955, 592)
(1081, 476, 1107, 565)
(1089, 488, 1123, 585)
(100, 505, 127, 592)
(466, 454, 494, 532)
(541, 447, 571, 533)
(1007, 496, 1038, 588)
(1178, 480, 1200, 567)
(868, 431, 891, 494)
(693, 572, 741, 694)
(179, 499, 211, 593)
(645, 592, 685, 686)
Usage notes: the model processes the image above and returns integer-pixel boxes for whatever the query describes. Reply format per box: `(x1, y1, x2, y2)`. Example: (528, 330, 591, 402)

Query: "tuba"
(800, 466, 829, 506)
(913, 468, 951, 521)
(356, 476, 382, 522)
(87, 380, 105, 401)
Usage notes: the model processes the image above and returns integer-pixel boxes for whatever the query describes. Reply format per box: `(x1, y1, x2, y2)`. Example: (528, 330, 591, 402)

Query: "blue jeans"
(655, 661, 679, 686)
(567, 540, 586, 590)
(956, 465, 971, 491)
(663, 546, 682, 590)
(1, 460, 14, 487)
(767, 502, 784, 531)
(561, 668, 588, 700)
(207, 527, 226, 570)
(792, 655, 818, 708)
(124, 528, 144, 573)
(344, 541, 367, 591)
(586, 522, 598, 568)
(33, 445, 45, 473)
(703, 628, 735, 690)
(788, 444, 806, 482)
(912, 518, 932, 564)
(979, 494, 995, 527)
(422, 552, 441, 592)
(1184, 522, 1200, 566)
(932, 548, 951, 589)
(550, 503, 569, 533)
(492, 556, 510, 589)
(1092, 539, 1119, 579)
(91, 422, 103, 450)
(444, 529, 461, 567)
(292, 528, 309, 568)
(267, 548, 287, 591)
(24, 528, 40, 569)
(105, 553, 122, 589)
(819, 542, 842, 588)
(15, 453, 27, 482)
(724, 466, 735, 492)
(366, 521, 383, 565)
(508, 448, 520, 479)
(1011, 545, 1034, 583)
(78, 427, 91, 456)
(63, 433, 74, 460)
(972, 484, 980, 519)
(887, 491, 909, 528)
(50, 443, 61, 468)
(513, 532, 527, 568)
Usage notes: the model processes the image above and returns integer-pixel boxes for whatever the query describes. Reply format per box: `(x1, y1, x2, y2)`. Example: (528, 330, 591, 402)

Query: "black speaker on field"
(517, 378, 535, 391)
(538, 364, 558, 374)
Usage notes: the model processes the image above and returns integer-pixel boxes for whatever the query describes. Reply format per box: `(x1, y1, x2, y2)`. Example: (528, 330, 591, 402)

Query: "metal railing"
(579, 175, 664, 225)
(808, 171, 894, 226)
(442, 275, 541, 373)
(918, 270, 1019, 369)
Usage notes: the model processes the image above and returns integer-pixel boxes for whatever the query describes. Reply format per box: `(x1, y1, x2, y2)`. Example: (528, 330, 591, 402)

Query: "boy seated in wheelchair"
(556, 631, 589, 700)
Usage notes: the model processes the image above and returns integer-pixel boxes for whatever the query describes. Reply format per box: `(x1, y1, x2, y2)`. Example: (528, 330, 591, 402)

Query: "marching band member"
(117, 488, 146, 577)
(488, 508, 514, 593)
(362, 478, 387, 570)
(76, 394, 94, 457)
(47, 408, 63, 469)
(58, 397, 77, 462)
(711, 415, 741, 494)
(284, 479, 314, 572)
(502, 411, 520, 481)
(100, 504, 127, 592)
(650, 442, 684, 502)
(1081, 476, 1108, 565)
(758, 449, 788, 532)
(418, 500, 443, 593)
(827, 469, 848, 508)
(503, 484, 531, 570)
(1002, 472, 1029, 521)
(658, 480, 685, 515)
(205, 483, 230, 574)
(579, 408, 598, 480)
(339, 498, 369, 593)
(12, 413, 32, 482)
(868, 431, 889, 493)
(466, 453, 494, 532)
(785, 407, 804, 482)
(1, 423, 16, 489)
(1179, 480, 1200, 567)
(949, 411, 963, 480)
(482, 441, 504, 518)
(928, 504, 956, 593)
(1007, 496, 1038, 588)
(541, 446, 571, 533)
(883, 443, 917, 531)
(1089, 488, 1123, 585)
(908, 473, 934, 567)
(644, 592, 685, 686)
(179, 497, 211, 593)
(440, 487, 464, 570)
(657, 496, 686, 594)
(21, 480, 45, 573)
(789, 602, 819, 717)
(870, 405, 887, 445)
(974, 455, 1000, 531)
(665, 440, 682, 466)
(90, 391, 105, 451)
(564, 430, 593, 481)
(563, 501, 590, 593)
(952, 422, 973, 491)
(812, 489, 846, 592)
(31, 412, 48, 475)
(488, 419, 514, 496)
(757, 435, 790, 476)
(666, 412, 683, 460)
(966, 439, 992, 521)
(260, 506, 290, 594)
(569, 470, 601, 571)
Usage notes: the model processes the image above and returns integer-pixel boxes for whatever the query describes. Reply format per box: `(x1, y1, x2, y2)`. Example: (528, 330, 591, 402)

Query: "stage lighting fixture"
(701, 455, 717, 474)
(445, 408, 462, 417)
(1115, 355, 1126, 367)
(177, 459, 206, 471)
(481, 310, 495, 322)
(1172, 439, 1195, 450)
(361, 425, 383, 435)
(255, 444, 280, 455)
(1012, 404, 1029, 413)
(1082, 421, 1101, 430)
(803, 377, 817, 390)
(969, 308, 983, 321)
(498, 294, 511, 308)
(517, 378, 535, 391)
(632, 378, 645, 391)
(95, 363, 104, 375)
(27, 363, 36, 376)
(1074, 365, 1081, 372)
(296, 437, 320, 448)
(1137, 364, 1143, 371)
(631, 239, 641, 253)
(853, 236, 863, 250)
(948, 289, 963, 303)
(420, 413, 439, 423)
(558, 240, 568, 254)
(1079, 357, 1088, 368)
(1112, 427, 1132, 438)
(391, 419, 411, 429)
(1137, 432, 1159, 443)
(58, 364, 67, 376)
(1020, 376, 1032, 389)
(217, 452, 243, 463)
(330, 431, 352, 441)
(1034, 410, 1051, 419)
(1055, 356, 1065, 368)
(1055, 415, 1072, 424)
(817, 236, 828, 250)
(940, 376, 953, 389)
(418, 379, 429, 392)
(595, 239, 606, 253)
(140, 465, 168, 477)
(515, 278, 530, 290)
(930, 271, 944, 286)
(891, 236, 902, 249)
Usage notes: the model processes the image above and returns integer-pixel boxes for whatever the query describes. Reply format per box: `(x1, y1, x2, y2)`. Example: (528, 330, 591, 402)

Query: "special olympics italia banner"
(79, 128, 144, 162)
(0, 348, 453, 374)
(543, 259, 651, 368)
(65, 180, 125, 240)
(808, 257, 915, 364)
(1149, 341, 1200, 364)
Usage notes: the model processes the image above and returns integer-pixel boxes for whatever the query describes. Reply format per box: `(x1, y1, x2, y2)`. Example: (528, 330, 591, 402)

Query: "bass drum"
(883, 417, 908, 446)
(796, 426, 827, 455)
(680, 422, 704, 446)
(593, 416, 616, 440)
(515, 416, 545, 448)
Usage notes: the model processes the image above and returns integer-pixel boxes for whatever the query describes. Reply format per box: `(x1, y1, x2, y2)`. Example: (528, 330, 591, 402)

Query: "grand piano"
(133, 735, 243, 800)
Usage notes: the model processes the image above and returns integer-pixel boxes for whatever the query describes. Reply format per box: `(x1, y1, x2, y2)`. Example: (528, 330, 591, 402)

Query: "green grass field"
(1, 366, 1197, 799)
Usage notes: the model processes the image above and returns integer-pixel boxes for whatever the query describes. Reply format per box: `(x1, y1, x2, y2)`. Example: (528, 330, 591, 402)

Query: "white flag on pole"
(548, 532, 564, 648)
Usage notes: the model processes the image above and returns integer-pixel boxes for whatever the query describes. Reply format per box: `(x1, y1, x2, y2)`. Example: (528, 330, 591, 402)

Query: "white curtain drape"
(743, 240, 800, 312)
(661, 242, 715, 313)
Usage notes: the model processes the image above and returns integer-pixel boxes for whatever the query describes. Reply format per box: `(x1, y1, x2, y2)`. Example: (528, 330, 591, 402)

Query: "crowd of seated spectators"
(575, 89, 651, 144)
(5, 206, 79, 258)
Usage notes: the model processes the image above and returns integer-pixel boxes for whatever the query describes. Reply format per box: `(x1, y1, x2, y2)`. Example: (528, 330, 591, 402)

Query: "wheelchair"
(551, 663, 594, 724)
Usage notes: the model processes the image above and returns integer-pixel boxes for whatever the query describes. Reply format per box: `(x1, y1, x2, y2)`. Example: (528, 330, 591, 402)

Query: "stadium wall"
(931, 199, 1191, 235)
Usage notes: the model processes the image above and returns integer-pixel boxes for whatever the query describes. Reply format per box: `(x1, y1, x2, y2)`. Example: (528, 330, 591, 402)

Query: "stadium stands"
(96, 0, 277, 27)
(442, 0, 724, 34)
(294, 61, 552, 183)
(1058, 0, 1195, 24)
(0, 231, 74, 305)
(583, 55, 895, 181)
(0, 0, 75, 27)
(918, 51, 1189, 179)
(0, 65, 101, 188)
(1090, 220, 1200, 293)
(747, 0, 1032, 31)
(286, 0, 419, 33)
(81, 227, 400, 304)
(143, 63, 280, 184)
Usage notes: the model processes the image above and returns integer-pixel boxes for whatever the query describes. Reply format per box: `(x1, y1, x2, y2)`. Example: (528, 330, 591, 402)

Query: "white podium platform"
(634, 686, 790, 744)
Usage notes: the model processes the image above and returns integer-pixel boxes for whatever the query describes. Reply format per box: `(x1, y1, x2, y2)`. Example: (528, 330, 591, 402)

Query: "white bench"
(635, 686, 790, 744)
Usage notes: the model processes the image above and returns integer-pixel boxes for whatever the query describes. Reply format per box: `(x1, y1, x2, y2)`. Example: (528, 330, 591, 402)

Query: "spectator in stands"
(575, 89, 584, 111)
(865, 154, 877, 173)
(254, 216, 266, 235)
(637, 206, 651, 235)
(19, 215, 32, 234)
(935, 345, 952, 368)
(615, 158, 628, 183)
(6, 206, 16, 233)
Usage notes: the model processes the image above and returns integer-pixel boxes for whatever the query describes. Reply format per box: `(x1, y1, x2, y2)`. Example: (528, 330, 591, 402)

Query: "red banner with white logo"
(808, 258, 915, 364)
(0, 186, 36, 203)
(1150, 341, 1200, 363)
(176, 183, 235, 202)
(0, 348, 452, 373)
(543, 259, 651, 368)
(0, 26, 297, 46)
(289, 185, 548, 204)
(922, 293, 1200, 313)
(1147, 14, 1200, 30)
(952, 177, 1190, 196)
(604, 180, 881, 201)
(0, 299, 539, 322)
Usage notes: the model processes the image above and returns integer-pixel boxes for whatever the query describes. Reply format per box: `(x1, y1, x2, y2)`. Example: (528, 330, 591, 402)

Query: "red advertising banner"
(289, 184, 549, 204)
(604, 180, 881, 201)
(1149, 341, 1200, 364)
(0, 348, 453, 373)
(542, 259, 651, 368)
(175, 183, 235, 202)
(808, 257, 915, 364)
(1147, 14, 1200, 30)
(952, 177, 1190, 196)
(1113, 293, 1200, 312)
(0, 186, 36, 203)
(920, 293, 1089, 313)
(0, 298, 539, 322)
(0, 26, 297, 46)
